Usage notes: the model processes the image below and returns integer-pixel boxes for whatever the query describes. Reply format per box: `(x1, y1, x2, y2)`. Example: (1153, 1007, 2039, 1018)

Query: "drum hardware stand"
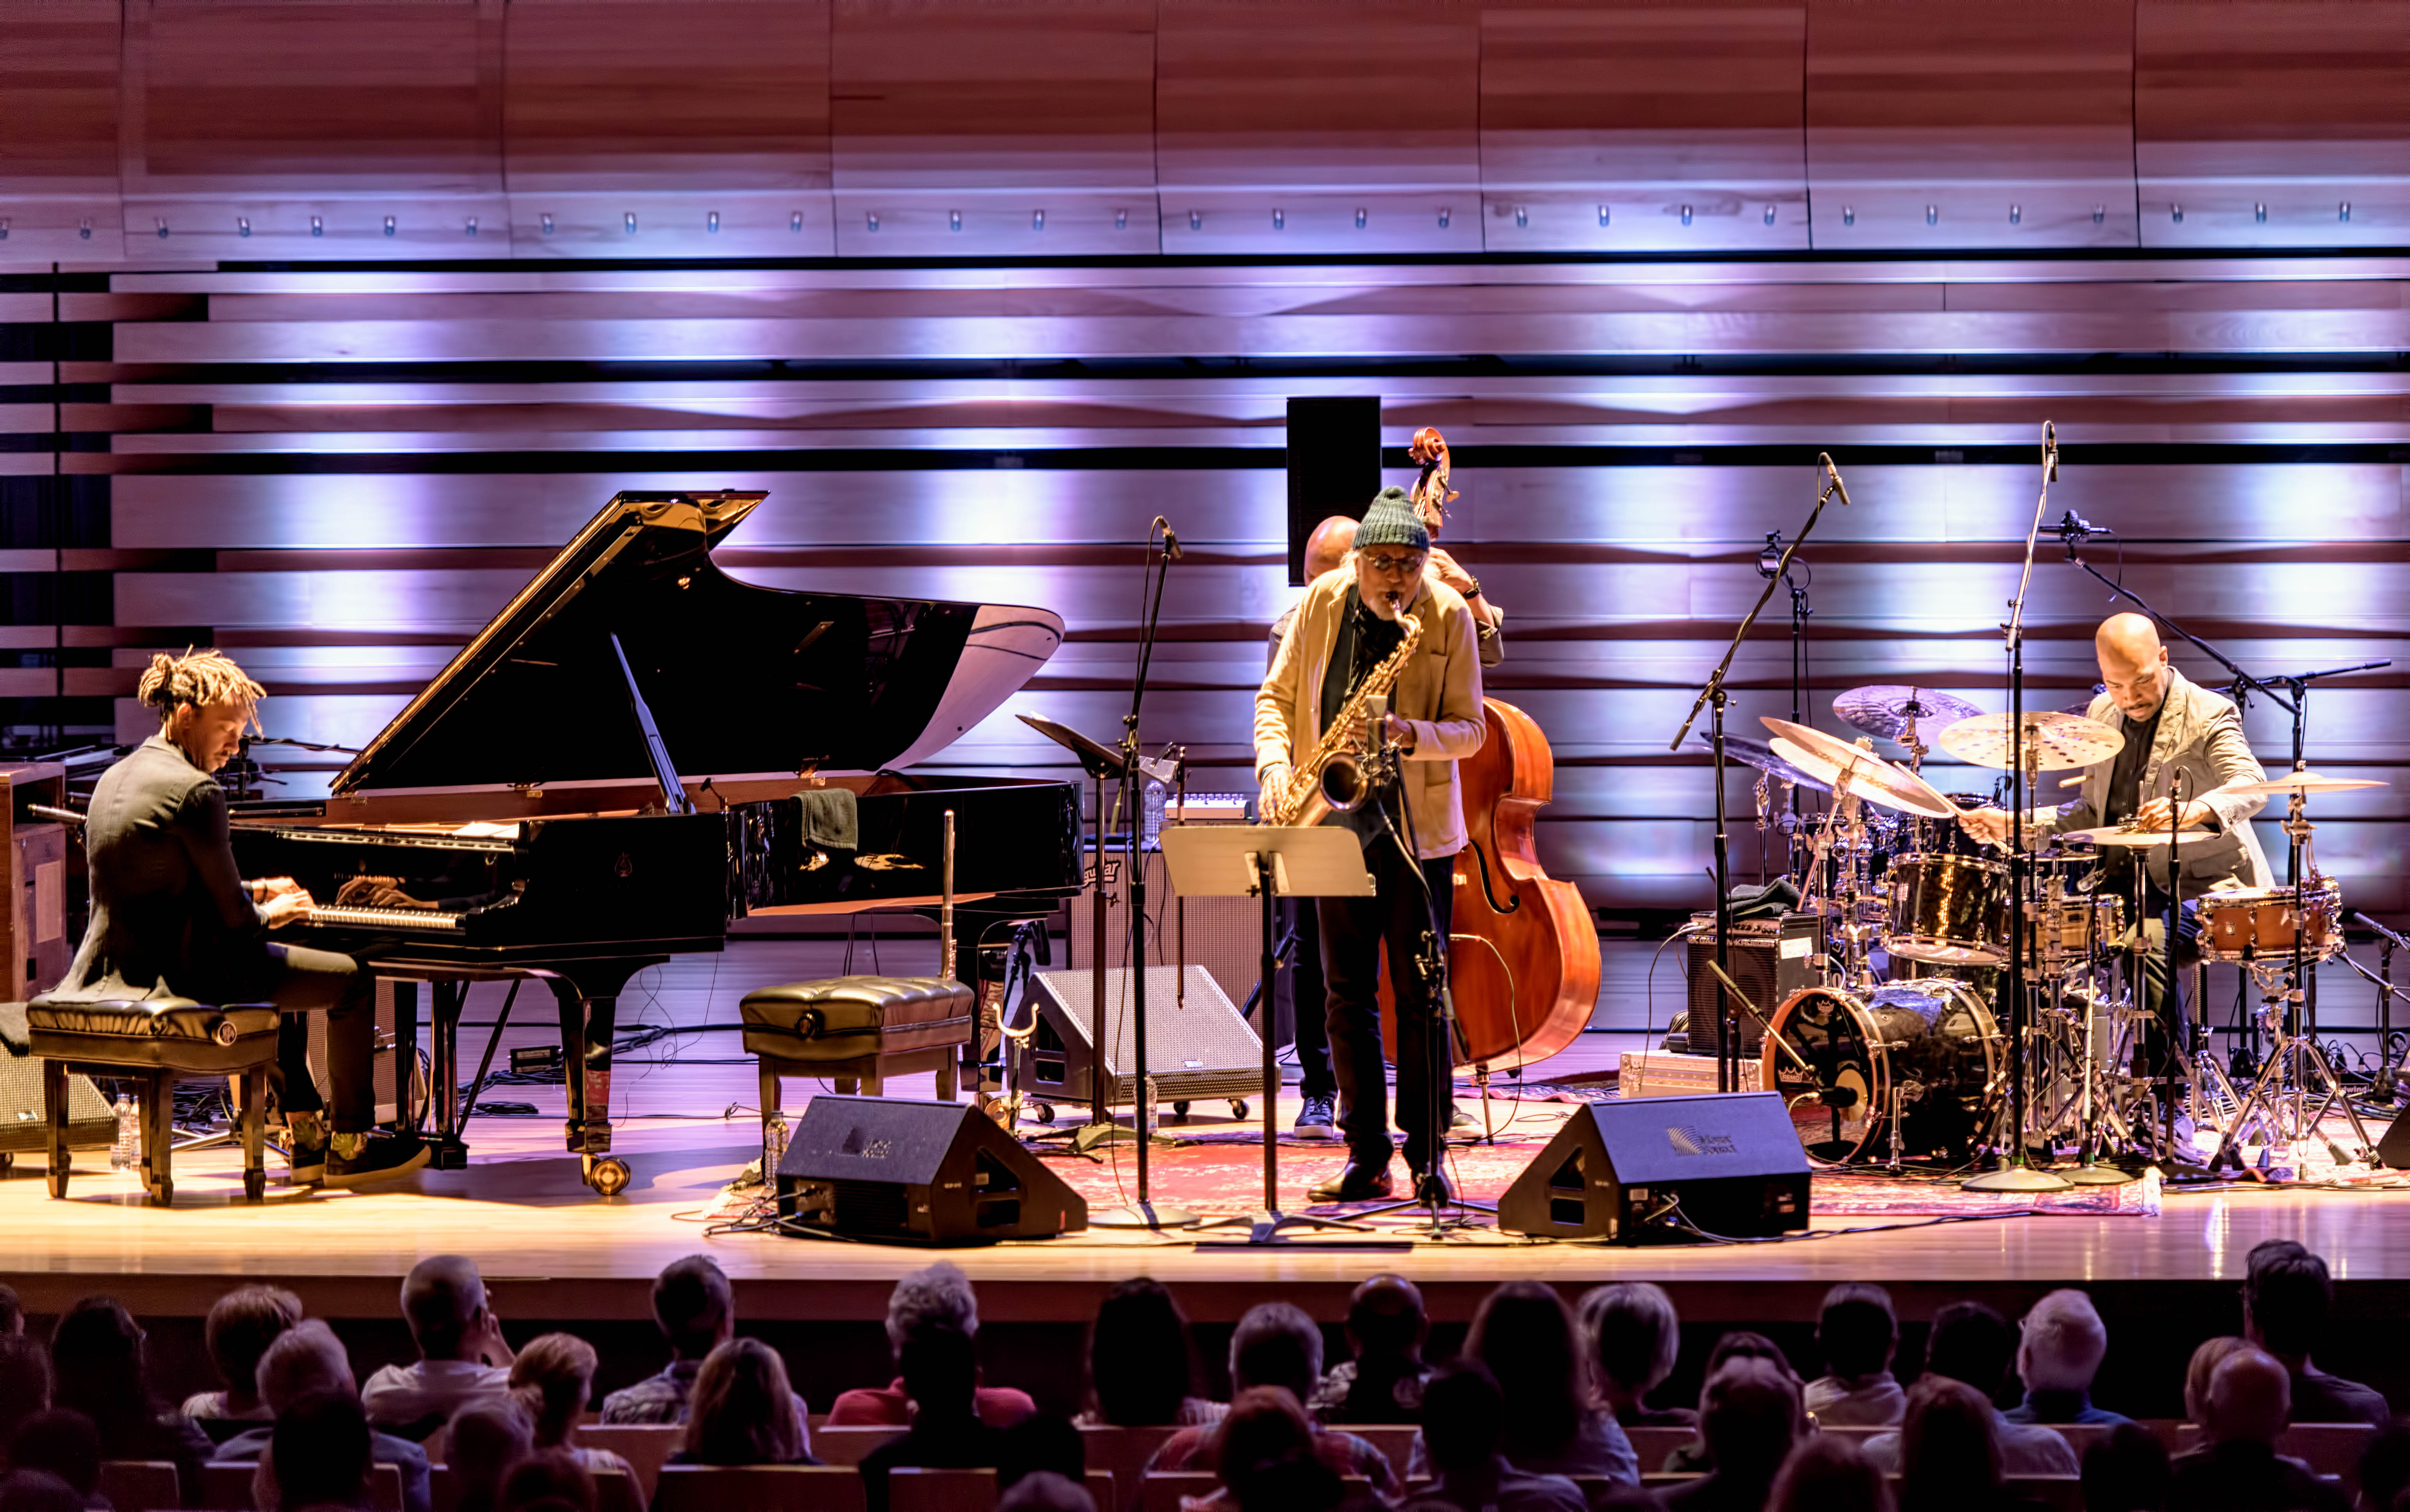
(1672, 454, 1850, 1094)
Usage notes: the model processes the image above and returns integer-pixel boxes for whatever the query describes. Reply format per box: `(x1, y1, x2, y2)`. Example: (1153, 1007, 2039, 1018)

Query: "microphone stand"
(1966, 424, 2072, 1192)
(1760, 533, 1813, 822)
(1671, 454, 1849, 1094)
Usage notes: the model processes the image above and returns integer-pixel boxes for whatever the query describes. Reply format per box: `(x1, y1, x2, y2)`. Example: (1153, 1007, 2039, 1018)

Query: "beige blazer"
(1254, 570, 1485, 859)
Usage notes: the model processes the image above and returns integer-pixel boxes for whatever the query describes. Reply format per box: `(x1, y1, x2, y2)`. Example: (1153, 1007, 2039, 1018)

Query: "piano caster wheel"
(1032, 1103, 1055, 1126)
(1171, 1100, 1191, 1123)
(586, 1157, 631, 1197)
(1231, 1100, 1248, 1120)
(243, 1169, 266, 1202)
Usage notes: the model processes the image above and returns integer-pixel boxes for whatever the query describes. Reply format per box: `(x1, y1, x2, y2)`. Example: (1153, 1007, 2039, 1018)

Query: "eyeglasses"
(1362, 553, 1427, 576)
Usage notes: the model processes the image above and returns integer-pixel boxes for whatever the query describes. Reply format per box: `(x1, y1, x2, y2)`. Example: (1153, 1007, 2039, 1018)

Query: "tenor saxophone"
(1266, 611, 1422, 828)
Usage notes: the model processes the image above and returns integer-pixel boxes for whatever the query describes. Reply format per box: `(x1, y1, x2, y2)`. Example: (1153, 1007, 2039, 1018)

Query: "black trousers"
(252, 942, 378, 1134)
(1319, 841, 1455, 1171)
(1280, 896, 1337, 1100)
(2131, 898, 2201, 1088)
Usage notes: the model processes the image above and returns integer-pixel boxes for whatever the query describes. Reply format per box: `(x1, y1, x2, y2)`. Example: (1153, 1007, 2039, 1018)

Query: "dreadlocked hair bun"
(137, 648, 265, 726)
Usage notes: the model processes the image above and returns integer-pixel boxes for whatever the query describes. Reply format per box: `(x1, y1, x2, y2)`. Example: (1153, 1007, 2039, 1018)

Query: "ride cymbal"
(1938, 710, 2124, 772)
(1832, 685, 1984, 746)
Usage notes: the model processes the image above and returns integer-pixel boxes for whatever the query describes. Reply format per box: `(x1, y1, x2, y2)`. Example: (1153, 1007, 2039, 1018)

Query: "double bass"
(1380, 428, 1602, 1087)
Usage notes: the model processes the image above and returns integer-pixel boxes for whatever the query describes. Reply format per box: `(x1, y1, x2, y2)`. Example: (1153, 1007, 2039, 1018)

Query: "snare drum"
(1885, 853, 2012, 965)
(2199, 878, 2343, 964)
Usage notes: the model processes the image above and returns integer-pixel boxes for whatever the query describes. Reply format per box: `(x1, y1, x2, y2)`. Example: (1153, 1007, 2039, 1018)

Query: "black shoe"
(1413, 1168, 1455, 1205)
(1307, 1159, 1394, 1203)
(325, 1135, 430, 1188)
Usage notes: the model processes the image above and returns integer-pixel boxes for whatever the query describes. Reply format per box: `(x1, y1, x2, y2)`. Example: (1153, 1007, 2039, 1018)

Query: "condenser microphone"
(1155, 517, 1183, 561)
(1817, 453, 1852, 508)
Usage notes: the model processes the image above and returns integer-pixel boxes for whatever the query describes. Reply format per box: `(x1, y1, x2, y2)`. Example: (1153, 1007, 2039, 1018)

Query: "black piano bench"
(741, 974, 976, 1158)
(22, 996, 278, 1205)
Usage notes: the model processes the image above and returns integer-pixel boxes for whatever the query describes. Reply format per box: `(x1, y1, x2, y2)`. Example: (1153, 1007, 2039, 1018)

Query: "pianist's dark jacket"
(50, 734, 274, 1003)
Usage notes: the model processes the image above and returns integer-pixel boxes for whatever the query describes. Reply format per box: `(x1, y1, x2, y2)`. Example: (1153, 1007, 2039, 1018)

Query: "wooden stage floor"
(6, 939, 2409, 1328)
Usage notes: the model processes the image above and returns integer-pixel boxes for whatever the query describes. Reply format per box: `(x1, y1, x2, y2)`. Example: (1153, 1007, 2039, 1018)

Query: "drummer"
(1959, 612, 2272, 1100)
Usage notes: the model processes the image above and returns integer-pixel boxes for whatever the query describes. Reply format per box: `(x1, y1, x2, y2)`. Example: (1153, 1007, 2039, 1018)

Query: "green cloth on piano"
(798, 785, 859, 852)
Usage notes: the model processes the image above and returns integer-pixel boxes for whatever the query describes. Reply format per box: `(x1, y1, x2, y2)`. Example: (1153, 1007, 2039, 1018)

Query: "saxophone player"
(1255, 486, 1487, 1203)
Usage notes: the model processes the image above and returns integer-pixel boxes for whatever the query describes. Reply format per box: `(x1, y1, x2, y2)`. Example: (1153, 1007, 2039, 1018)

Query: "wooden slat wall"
(8, 256, 2399, 918)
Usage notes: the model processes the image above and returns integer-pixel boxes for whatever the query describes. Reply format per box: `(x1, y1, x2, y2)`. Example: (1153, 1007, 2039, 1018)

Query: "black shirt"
(1316, 596, 1405, 848)
(2105, 703, 2163, 827)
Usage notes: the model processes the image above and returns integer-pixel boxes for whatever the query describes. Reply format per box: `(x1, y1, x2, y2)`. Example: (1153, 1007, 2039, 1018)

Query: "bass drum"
(1760, 980, 2003, 1166)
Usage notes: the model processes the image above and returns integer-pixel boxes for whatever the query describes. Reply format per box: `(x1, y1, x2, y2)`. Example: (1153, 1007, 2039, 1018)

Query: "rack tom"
(1884, 852, 2011, 965)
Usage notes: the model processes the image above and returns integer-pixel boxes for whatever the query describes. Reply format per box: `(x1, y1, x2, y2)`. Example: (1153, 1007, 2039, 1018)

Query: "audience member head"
(2016, 1289, 2108, 1398)
(203, 1286, 304, 1414)
(1086, 1278, 1200, 1427)
(885, 1263, 980, 1357)
(1579, 1283, 1681, 1412)
(399, 1256, 495, 1365)
(997, 1471, 1095, 1512)
(508, 1333, 599, 1449)
(1214, 1387, 1338, 1512)
(1704, 1329, 1798, 1386)
(496, 1450, 596, 1512)
(2183, 1336, 2254, 1426)
(0, 1286, 20, 1336)
(1418, 1361, 1508, 1479)
(6, 1410, 99, 1499)
(267, 1390, 373, 1512)
(2082, 1421, 2172, 1512)
(256, 1320, 357, 1413)
(48, 1297, 153, 1433)
(0, 1336, 50, 1451)
(899, 1322, 980, 1423)
(1768, 1434, 1892, 1512)
(1817, 1284, 1899, 1384)
(2357, 1422, 2410, 1512)
(1345, 1275, 1427, 1366)
(682, 1338, 804, 1466)
(1001, 1414, 1085, 1489)
(1897, 1376, 2002, 1512)
(2243, 1240, 2332, 1363)
(1228, 1302, 1323, 1402)
(0, 1470, 82, 1512)
(1922, 1300, 2013, 1400)
(443, 1402, 534, 1512)
(1466, 1281, 1586, 1459)
(650, 1256, 734, 1364)
(1697, 1357, 1802, 1484)
(2203, 1347, 2290, 1447)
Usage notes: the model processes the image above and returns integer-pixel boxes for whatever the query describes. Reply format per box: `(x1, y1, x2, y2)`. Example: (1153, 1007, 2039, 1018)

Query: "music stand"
(1161, 824, 1409, 1248)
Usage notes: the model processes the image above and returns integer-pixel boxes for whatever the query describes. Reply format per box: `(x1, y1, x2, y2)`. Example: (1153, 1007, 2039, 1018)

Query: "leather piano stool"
(741, 974, 975, 1157)
(22, 995, 275, 1205)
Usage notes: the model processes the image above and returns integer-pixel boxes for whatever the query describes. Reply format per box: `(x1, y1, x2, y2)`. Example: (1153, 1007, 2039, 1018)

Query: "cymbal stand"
(2346, 912, 2410, 1099)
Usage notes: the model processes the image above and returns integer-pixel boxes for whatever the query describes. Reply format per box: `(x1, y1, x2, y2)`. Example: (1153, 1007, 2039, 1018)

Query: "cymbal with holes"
(1938, 710, 2125, 772)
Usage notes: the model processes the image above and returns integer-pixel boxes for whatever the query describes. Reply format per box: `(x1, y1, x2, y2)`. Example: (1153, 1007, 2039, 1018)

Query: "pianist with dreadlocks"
(45, 649, 426, 1185)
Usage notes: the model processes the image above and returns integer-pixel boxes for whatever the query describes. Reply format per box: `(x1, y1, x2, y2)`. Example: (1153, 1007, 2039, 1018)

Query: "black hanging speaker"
(1498, 1092, 1810, 1245)
(1286, 396, 1382, 586)
(775, 1095, 1086, 1244)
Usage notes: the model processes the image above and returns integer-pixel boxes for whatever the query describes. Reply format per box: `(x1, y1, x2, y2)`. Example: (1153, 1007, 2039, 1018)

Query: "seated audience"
(0, 1337, 50, 1464)
(507, 1334, 634, 1483)
(361, 1257, 513, 1439)
(675, 1338, 815, 1466)
(1579, 1283, 1695, 1430)
(0, 1286, 19, 1336)
(1660, 1358, 1802, 1512)
(2242, 1240, 2390, 1427)
(1398, 1361, 1584, 1512)
(182, 1286, 304, 1434)
(1663, 1331, 1798, 1473)
(49, 1295, 213, 1501)
(1862, 1302, 2078, 1476)
(494, 1450, 596, 1512)
(1310, 1274, 1430, 1425)
(259, 1390, 375, 1512)
(2082, 1421, 2172, 1512)
(999, 1414, 1087, 1490)
(1216, 1388, 1345, 1512)
(1805, 1283, 1906, 1427)
(598, 1256, 809, 1449)
(997, 1470, 1096, 1512)
(6, 1410, 101, 1507)
(210, 1319, 433, 1512)
(827, 1262, 1035, 1428)
(2185, 1338, 2256, 1427)
(1145, 1303, 1398, 1498)
(859, 1323, 1013, 1512)
(441, 1402, 533, 1512)
(2004, 1289, 2128, 1427)
(0, 1470, 82, 1512)
(2167, 1346, 2348, 1512)
(1079, 1277, 1221, 1428)
(2355, 1422, 2410, 1512)
(1413, 1281, 1637, 1484)
(1895, 1377, 2015, 1512)
(1768, 1433, 1892, 1512)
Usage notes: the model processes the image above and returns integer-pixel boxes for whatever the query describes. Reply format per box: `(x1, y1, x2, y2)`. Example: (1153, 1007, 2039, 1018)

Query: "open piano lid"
(332, 490, 1063, 797)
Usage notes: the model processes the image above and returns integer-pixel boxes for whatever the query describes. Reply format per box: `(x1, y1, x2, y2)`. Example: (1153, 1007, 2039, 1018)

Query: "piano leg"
(424, 981, 469, 1171)
(547, 960, 659, 1197)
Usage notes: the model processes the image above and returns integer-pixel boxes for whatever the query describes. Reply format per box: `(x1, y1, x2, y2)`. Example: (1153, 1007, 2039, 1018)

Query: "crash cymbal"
(1831, 685, 1985, 746)
(1938, 710, 2125, 772)
(1688, 735, 1832, 793)
(2062, 824, 2219, 847)
(1760, 717, 1960, 820)
(2222, 769, 2390, 797)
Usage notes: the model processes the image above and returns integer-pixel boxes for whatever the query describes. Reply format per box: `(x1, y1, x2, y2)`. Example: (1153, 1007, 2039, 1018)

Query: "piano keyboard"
(303, 904, 467, 932)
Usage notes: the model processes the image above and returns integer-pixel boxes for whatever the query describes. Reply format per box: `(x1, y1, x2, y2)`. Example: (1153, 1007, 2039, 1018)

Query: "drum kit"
(1711, 684, 2387, 1178)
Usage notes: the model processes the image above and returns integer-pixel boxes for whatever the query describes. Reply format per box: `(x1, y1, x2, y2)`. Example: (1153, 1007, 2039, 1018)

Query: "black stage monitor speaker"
(1014, 965, 1262, 1116)
(1499, 1092, 1810, 1245)
(1287, 396, 1382, 586)
(775, 1095, 1086, 1244)
(2378, 1105, 2410, 1170)
(1685, 912, 1819, 1059)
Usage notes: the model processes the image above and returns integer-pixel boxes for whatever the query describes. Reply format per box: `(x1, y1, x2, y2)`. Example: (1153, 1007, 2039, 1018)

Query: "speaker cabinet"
(2378, 1104, 2410, 1170)
(1067, 847, 1264, 1018)
(0, 1052, 112, 1159)
(775, 1094, 1086, 1244)
(1685, 912, 1818, 1059)
(1499, 1092, 1810, 1244)
(1286, 396, 1382, 585)
(1013, 965, 1262, 1115)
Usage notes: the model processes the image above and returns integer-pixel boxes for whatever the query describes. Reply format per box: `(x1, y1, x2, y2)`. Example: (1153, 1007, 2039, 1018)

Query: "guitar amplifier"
(1067, 831, 1265, 1015)
(1685, 911, 1819, 1060)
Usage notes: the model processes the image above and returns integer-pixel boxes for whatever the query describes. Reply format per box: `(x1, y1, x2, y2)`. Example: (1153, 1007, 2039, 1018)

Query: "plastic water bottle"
(109, 1094, 135, 1171)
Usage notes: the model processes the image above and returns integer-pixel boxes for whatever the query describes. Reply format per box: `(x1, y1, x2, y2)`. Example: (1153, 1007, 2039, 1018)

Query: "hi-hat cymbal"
(2222, 769, 2390, 797)
(1760, 717, 1960, 819)
(1689, 735, 1833, 794)
(2063, 824, 2218, 847)
(1938, 710, 2125, 772)
(1831, 685, 1985, 746)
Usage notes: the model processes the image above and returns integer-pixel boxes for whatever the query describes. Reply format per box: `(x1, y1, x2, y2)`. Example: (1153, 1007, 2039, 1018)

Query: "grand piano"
(228, 490, 1083, 1194)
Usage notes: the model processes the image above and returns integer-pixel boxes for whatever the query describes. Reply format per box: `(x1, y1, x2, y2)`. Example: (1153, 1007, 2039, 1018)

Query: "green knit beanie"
(1355, 486, 1430, 552)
